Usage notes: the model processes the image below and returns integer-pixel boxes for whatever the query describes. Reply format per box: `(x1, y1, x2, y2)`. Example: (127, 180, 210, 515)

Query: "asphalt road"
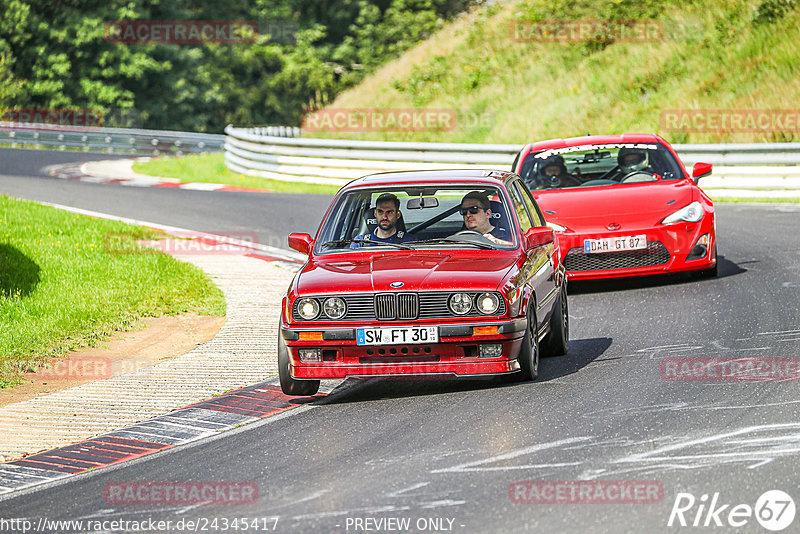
(2, 149, 800, 533)
(0, 148, 334, 250)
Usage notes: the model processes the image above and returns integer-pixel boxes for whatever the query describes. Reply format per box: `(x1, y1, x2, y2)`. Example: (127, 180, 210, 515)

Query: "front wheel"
(694, 244, 718, 278)
(278, 329, 320, 396)
(514, 307, 539, 381)
(542, 283, 569, 357)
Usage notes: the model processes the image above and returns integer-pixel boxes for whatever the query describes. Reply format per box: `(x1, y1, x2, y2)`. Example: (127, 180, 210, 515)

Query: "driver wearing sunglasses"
(459, 191, 512, 245)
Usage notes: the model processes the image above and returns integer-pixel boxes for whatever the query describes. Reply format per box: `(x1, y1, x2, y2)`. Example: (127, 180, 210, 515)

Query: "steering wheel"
(596, 165, 620, 181)
(452, 230, 485, 237)
(620, 171, 657, 183)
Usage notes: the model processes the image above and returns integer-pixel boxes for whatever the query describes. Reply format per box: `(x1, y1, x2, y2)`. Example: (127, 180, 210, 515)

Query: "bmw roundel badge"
(390, 281, 404, 288)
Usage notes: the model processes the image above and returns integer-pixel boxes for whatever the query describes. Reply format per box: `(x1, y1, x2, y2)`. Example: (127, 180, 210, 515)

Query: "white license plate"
(356, 326, 438, 345)
(584, 235, 647, 254)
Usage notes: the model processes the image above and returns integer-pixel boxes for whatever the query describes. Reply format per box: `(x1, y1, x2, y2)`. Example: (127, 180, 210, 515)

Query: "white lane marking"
(610, 423, 800, 466)
(430, 437, 591, 474)
(385, 482, 429, 498)
(635, 344, 696, 352)
(419, 499, 467, 509)
(725, 433, 800, 445)
(758, 329, 800, 335)
(584, 399, 800, 419)
(578, 463, 716, 480)
(172, 501, 213, 513)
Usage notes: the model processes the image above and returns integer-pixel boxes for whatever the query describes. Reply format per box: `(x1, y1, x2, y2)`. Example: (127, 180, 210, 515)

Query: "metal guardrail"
(224, 125, 800, 189)
(5, 122, 797, 191)
(671, 143, 800, 166)
(0, 122, 226, 155)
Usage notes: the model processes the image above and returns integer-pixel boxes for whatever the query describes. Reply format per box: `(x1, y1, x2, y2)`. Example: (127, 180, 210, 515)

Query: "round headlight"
(476, 292, 500, 315)
(323, 297, 346, 319)
(297, 298, 320, 320)
(449, 293, 472, 315)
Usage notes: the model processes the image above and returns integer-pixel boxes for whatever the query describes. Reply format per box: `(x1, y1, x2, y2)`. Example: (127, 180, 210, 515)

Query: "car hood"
(534, 180, 696, 232)
(296, 252, 518, 294)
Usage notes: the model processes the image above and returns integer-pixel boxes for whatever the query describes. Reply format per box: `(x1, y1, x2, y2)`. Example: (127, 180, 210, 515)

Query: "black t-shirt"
(350, 230, 409, 247)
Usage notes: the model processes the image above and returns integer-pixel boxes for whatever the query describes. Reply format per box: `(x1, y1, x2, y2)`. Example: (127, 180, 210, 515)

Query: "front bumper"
(282, 318, 527, 379)
(558, 221, 716, 280)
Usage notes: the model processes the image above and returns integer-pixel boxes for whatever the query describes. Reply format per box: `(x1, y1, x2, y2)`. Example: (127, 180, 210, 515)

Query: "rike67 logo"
(668, 490, 795, 531)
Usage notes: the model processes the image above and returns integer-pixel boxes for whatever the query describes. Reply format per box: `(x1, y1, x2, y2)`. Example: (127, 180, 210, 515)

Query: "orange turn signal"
(473, 326, 499, 336)
(298, 331, 323, 341)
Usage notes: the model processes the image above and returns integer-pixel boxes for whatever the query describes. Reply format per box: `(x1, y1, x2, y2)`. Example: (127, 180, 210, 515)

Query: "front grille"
(293, 292, 505, 321)
(564, 241, 670, 271)
(397, 293, 418, 320)
(375, 293, 397, 320)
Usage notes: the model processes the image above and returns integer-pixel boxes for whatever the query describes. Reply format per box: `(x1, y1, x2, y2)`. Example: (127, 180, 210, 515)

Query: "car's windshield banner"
(534, 143, 659, 159)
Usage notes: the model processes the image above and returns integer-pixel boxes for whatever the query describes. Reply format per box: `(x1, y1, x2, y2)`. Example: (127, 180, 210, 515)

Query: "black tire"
(515, 307, 539, 381)
(698, 263, 718, 278)
(278, 329, 320, 396)
(694, 245, 718, 278)
(542, 283, 569, 357)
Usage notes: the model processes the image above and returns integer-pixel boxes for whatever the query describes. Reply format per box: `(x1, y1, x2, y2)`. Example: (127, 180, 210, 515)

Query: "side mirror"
(692, 162, 713, 183)
(524, 227, 554, 250)
(288, 232, 313, 255)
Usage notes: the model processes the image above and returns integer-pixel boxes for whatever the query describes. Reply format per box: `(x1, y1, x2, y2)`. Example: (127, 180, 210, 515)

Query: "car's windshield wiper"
(410, 238, 495, 250)
(321, 239, 412, 250)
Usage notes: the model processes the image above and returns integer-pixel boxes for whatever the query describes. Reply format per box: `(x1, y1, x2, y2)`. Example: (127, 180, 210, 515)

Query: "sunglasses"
(459, 206, 485, 216)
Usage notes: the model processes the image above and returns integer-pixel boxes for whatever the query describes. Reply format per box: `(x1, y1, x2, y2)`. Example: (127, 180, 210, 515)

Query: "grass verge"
(0, 195, 226, 388)
(133, 153, 343, 195)
(315, 0, 800, 144)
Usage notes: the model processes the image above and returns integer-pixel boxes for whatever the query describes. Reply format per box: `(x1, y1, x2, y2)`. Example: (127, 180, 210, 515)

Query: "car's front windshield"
(519, 142, 684, 191)
(314, 184, 518, 253)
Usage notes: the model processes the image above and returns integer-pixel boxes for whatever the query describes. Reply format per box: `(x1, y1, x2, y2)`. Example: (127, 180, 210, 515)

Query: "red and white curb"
(0, 380, 332, 497)
(46, 159, 276, 194)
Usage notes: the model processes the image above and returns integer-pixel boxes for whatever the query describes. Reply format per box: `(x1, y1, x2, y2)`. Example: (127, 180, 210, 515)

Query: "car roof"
(342, 169, 515, 189)
(523, 133, 665, 153)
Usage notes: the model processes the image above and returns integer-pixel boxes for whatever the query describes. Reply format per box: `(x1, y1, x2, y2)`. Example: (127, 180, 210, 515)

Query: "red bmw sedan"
(279, 170, 568, 395)
(512, 134, 717, 281)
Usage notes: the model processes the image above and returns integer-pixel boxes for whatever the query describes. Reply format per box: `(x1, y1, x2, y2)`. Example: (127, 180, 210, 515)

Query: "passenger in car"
(537, 155, 582, 188)
(459, 191, 512, 245)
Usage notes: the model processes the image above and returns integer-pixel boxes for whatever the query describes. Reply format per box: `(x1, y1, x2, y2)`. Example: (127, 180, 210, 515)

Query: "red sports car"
(512, 134, 717, 281)
(279, 169, 568, 395)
